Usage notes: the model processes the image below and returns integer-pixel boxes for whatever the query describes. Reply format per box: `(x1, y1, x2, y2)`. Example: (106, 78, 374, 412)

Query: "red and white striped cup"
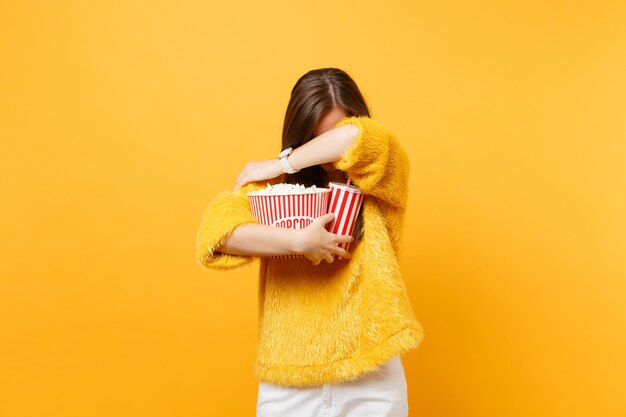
(247, 188, 331, 258)
(325, 182, 364, 259)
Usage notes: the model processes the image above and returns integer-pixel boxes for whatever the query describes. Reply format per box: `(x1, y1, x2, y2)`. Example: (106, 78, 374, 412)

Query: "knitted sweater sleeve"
(333, 116, 410, 209)
(195, 182, 262, 271)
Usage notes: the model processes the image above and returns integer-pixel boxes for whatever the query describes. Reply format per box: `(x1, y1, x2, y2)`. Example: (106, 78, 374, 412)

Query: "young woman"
(196, 68, 424, 417)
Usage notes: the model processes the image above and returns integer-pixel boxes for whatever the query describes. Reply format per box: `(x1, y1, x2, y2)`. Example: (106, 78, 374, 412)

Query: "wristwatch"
(278, 147, 300, 174)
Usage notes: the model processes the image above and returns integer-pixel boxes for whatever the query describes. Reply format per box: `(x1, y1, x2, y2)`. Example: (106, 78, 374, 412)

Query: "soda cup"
(325, 182, 364, 259)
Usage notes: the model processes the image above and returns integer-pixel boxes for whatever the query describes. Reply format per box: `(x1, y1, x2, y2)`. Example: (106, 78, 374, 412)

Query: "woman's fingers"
(233, 159, 283, 193)
(334, 247, 351, 258)
(324, 253, 334, 263)
(233, 174, 251, 192)
(334, 234, 355, 244)
(233, 182, 244, 192)
(233, 176, 244, 192)
(233, 164, 252, 192)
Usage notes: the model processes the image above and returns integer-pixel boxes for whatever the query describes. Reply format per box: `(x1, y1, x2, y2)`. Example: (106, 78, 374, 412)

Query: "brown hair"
(281, 68, 371, 242)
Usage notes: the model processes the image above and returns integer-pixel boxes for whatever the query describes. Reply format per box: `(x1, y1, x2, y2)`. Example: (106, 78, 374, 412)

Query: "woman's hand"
(233, 158, 284, 192)
(294, 213, 354, 265)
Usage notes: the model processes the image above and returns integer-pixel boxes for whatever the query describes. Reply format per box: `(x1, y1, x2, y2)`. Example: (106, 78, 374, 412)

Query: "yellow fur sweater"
(196, 115, 424, 388)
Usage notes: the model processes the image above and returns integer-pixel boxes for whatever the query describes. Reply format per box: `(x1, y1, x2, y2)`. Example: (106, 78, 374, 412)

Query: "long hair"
(281, 68, 371, 242)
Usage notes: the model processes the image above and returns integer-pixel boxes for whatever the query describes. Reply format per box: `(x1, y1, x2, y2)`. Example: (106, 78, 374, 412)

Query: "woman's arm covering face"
(289, 115, 410, 209)
(286, 124, 359, 172)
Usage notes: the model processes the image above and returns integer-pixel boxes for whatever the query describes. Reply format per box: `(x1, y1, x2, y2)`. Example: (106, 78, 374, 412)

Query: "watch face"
(279, 147, 292, 158)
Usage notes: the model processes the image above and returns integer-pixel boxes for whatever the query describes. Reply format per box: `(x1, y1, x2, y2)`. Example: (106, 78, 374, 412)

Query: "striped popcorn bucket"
(247, 188, 331, 258)
(325, 182, 364, 259)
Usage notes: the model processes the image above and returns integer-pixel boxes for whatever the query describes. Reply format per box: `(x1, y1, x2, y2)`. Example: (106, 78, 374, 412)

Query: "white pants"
(256, 355, 408, 417)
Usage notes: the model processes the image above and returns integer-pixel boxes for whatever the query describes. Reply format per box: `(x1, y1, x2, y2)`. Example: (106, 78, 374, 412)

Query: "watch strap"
(279, 153, 299, 174)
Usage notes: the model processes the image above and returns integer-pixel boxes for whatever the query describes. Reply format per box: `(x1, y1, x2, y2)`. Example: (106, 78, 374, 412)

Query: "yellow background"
(1, 1, 625, 416)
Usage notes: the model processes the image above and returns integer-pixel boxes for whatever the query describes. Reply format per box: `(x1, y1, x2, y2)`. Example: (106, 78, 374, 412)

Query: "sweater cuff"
(196, 186, 260, 271)
(332, 116, 409, 209)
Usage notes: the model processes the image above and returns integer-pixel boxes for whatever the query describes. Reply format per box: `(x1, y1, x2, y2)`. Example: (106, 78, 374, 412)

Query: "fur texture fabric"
(196, 115, 424, 387)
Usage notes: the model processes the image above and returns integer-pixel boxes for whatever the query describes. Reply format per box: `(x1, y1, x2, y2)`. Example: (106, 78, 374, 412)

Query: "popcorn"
(256, 182, 319, 195)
